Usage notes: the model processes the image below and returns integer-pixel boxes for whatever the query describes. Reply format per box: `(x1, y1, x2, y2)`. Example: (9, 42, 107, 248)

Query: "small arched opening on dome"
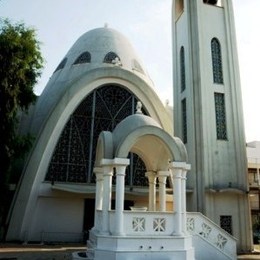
(103, 52, 121, 64)
(203, 0, 222, 7)
(73, 51, 91, 65)
(53, 57, 67, 73)
(132, 59, 144, 74)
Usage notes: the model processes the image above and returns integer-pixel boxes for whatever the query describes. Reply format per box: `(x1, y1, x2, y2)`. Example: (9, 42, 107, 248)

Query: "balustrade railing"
(187, 212, 237, 259)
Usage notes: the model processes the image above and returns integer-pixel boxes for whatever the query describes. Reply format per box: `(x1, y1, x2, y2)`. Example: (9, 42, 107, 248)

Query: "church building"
(6, 0, 252, 256)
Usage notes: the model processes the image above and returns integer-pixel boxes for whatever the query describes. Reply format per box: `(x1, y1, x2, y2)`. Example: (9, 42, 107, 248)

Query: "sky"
(0, 0, 259, 142)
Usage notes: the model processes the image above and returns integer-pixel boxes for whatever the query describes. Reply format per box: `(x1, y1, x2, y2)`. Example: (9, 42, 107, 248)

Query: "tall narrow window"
(181, 98, 187, 143)
(211, 38, 223, 84)
(180, 46, 186, 92)
(214, 93, 227, 140)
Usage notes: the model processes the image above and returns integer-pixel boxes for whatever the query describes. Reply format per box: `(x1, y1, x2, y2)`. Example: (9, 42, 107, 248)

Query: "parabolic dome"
(31, 26, 164, 136)
(47, 26, 152, 85)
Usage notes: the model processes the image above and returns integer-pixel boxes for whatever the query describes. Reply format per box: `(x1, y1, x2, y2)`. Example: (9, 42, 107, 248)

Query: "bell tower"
(172, 0, 252, 252)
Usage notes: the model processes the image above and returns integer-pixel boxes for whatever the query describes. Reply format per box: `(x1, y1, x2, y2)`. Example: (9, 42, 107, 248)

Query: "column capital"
(157, 170, 170, 177)
(145, 171, 156, 177)
(145, 171, 157, 184)
(113, 157, 130, 166)
(100, 158, 114, 166)
(93, 167, 104, 180)
(169, 161, 191, 171)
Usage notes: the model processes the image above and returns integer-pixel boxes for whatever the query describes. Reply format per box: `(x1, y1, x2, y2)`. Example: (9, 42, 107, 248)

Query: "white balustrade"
(187, 212, 237, 258)
(108, 210, 176, 236)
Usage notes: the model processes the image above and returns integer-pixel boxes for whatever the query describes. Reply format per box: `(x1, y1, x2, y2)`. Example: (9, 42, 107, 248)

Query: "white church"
(6, 0, 252, 259)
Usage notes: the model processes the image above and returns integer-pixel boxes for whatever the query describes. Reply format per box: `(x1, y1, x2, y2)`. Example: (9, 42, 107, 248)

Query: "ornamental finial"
(136, 101, 143, 114)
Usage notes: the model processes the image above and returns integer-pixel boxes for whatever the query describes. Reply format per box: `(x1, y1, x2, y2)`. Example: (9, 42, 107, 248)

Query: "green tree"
(0, 19, 43, 239)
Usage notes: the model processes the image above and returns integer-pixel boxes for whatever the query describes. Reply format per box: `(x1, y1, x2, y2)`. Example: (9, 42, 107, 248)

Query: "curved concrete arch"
(95, 131, 114, 166)
(7, 68, 172, 241)
(34, 67, 172, 139)
(114, 125, 188, 163)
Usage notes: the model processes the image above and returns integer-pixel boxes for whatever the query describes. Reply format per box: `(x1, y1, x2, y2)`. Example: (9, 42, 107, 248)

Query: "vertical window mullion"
(87, 90, 96, 183)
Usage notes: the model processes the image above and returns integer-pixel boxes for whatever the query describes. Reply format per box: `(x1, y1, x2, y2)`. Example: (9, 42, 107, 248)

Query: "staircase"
(72, 213, 237, 259)
(187, 212, 237, 259)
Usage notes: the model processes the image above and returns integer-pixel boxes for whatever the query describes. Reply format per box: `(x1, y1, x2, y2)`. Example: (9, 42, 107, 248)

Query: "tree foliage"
(0, 18, 43, 183)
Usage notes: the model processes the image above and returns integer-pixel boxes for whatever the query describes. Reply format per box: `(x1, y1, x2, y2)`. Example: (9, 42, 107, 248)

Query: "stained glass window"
(181, 98, 187, 143)
(73, 52, 91, 64)
(180, 46, 186, 92)
(54, 57, 67, 73)
(211, 38, 223, 84)
(45, 85, 149, 185)
(214, 93, 227, 140)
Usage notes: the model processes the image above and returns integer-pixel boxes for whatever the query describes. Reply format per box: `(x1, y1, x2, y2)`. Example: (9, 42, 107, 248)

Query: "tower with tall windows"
(172, 0, 252, 251)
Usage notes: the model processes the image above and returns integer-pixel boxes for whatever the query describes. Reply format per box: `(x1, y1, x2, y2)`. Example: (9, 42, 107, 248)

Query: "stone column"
(169, 162, 184, 236)
(93, 167, 104, 232)
(181, 164, 190, 234)
(158, 171, 169, 212)
(145, 171, 157, 211)
(169, 162, 191, 236)
(113, 158, 129, 236)
(100, 159, 114, 235)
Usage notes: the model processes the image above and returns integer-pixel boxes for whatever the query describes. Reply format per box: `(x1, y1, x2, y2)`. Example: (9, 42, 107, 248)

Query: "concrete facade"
(5, 0, 252, 257)
(6, 27, 173, 243)
(172, 0, 252, 252)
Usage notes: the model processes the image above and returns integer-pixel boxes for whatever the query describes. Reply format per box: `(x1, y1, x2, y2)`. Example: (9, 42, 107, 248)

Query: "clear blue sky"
(1, 0, 259, 142)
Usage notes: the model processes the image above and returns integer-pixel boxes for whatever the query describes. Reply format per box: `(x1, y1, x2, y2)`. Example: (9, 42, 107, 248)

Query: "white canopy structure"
(84, 103, 195, 259)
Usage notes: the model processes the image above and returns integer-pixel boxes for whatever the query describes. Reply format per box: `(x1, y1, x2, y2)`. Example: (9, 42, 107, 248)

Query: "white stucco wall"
(28, 197, 84, 242)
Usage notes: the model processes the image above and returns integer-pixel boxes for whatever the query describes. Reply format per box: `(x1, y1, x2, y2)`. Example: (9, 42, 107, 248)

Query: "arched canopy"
(95, 113, 187, 171)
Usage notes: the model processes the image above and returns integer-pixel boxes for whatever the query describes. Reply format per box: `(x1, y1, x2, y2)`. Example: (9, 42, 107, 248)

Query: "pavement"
(0, 243, 260, 259)
(0, 243, 86, 260)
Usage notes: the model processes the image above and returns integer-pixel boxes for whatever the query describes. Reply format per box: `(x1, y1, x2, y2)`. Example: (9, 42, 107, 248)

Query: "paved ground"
(0, 243, 260, 259)
(0, 243, 86, 260)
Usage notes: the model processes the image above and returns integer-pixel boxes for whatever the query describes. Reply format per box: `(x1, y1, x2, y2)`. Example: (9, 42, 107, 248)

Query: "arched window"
(103, 52, 121, 64)
(211, 38, 223, 84)
(180, 46, 186, 92)
(45, 85, 150, 185)
(73, 51, 91, 64)
(53, 57, 67, 73)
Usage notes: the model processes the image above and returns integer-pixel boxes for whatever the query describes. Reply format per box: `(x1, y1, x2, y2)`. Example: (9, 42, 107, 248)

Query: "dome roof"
(113, 111, 162, 149)
(30, 26, 160, 136)
(51, 26, 150, 81)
